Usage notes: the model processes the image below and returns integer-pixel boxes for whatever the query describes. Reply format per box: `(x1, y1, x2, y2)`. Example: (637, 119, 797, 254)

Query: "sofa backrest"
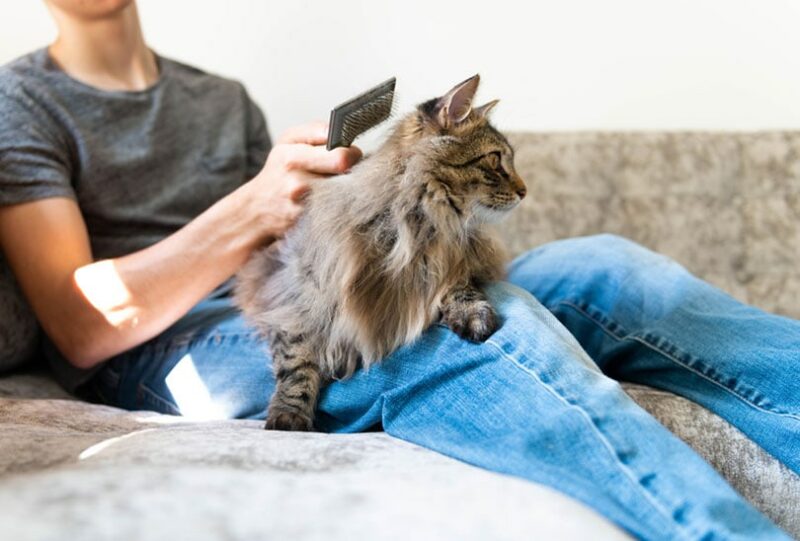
(503, 132, 800, 319)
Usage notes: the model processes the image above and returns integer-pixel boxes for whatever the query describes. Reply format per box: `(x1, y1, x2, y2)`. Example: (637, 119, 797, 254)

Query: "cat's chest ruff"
(394, 241, 469, 303)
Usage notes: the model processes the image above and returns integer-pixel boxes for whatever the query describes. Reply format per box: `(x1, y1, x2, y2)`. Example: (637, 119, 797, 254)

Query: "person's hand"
(243, 121, 362, 242)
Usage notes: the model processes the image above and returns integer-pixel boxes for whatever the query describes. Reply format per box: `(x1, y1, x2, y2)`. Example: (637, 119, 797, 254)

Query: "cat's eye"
(485, 151, 502, 170)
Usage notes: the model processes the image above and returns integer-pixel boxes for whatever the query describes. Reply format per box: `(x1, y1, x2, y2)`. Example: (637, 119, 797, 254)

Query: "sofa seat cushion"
(0, 382, 629, 541)
(0, 370, 797, 539)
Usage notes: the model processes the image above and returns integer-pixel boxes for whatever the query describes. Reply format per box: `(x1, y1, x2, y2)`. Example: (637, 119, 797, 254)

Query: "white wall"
(2, 0, 800, 144)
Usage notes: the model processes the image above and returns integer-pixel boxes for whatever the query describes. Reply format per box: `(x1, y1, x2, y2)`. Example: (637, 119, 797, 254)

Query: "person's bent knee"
(517, 234, 662, 269)
(507, 234, 684, 306)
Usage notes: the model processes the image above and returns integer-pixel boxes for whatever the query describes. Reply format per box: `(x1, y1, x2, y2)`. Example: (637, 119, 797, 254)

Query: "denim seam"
(138, 383, 181, 415)
(485, 338, 694, 541)
(556, 299, 800, 422)
(164, 331, 261, 354)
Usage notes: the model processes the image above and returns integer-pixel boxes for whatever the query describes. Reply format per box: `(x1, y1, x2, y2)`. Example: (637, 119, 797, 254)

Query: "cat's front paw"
(445, 301, 498, 343)
(265, 409, 314, 431)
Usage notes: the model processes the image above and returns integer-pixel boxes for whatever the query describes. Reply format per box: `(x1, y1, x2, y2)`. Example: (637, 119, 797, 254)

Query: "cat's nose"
(511, 173, 527, 200)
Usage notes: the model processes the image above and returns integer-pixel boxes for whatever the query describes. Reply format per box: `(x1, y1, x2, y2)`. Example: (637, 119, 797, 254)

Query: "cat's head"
(392, 74, 527, 225)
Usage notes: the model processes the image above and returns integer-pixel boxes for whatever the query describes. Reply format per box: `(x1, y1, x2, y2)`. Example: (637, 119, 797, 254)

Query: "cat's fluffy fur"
(235, 75, 527, 431)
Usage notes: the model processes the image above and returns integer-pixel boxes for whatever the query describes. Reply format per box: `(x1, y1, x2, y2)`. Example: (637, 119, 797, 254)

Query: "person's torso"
(1, 48, 254, 259)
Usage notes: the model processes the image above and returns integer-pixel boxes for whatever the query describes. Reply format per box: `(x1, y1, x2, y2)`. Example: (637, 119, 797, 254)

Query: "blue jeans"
(82, 234, 798, 540)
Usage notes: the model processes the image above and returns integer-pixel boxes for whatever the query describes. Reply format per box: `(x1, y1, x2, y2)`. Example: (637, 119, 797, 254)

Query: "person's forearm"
(65, 183, 267, 368)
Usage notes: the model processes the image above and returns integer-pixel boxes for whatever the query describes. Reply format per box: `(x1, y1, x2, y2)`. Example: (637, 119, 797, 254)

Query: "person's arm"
(0, 122, 361, 369)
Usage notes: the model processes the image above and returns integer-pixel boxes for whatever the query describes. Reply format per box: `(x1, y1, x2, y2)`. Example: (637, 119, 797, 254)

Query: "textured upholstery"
(504, 132, 800, 319)
(0, 254, 39, 371)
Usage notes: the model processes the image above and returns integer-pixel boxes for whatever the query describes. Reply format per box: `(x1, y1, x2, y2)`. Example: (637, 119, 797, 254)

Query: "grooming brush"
(326, 77, 396, 151)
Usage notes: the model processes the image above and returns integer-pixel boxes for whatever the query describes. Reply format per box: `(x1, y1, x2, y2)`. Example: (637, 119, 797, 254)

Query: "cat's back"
(256, 153, 400, 304)
(306, 163, 379, 213)
(295, 162, 392, 248)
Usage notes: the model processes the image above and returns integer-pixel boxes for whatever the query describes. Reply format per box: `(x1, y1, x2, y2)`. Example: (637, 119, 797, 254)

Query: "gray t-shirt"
(0, 48, 272, 389)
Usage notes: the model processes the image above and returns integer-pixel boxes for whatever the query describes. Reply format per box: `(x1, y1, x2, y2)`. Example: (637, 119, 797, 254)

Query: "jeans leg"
(317, 282, 787, 540)
(507, 234, 800, 474)
(86, 296, 273, 420)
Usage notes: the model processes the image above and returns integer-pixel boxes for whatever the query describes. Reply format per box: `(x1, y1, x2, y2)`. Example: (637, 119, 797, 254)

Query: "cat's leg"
(266, 328, 322, 431)
(440, 282, 498, 342)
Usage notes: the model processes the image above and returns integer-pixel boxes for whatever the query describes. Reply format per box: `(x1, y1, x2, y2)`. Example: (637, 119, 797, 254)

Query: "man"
(0, 1, 796, 539)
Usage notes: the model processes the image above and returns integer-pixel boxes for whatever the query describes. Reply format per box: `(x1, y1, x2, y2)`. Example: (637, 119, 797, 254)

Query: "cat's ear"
(436, 74, 481, 128)
(474, 99, 499, 119)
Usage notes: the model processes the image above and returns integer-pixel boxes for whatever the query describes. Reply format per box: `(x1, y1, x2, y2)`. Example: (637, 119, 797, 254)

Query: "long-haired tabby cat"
(235, 75, 527, 431)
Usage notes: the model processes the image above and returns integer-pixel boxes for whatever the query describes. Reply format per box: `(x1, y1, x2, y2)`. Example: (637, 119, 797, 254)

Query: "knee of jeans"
(483, 282, 597, 355)
(430, 281, 557, 344)
(570, 234, 668, 270)
(508, 234, 680, 305)
(485, 281, 546, 314)
(539, 234, 661, 267)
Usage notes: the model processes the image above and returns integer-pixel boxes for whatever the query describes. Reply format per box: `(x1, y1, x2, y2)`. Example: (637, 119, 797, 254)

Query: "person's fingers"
(281, 144, 363, 175)
(346, 145, 363, 167)
(286, 171, 325, 202)
(277, 121, 329, 145)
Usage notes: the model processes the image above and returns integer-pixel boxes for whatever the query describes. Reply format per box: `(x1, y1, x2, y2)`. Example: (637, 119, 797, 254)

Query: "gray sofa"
(1, 131, 798, 540)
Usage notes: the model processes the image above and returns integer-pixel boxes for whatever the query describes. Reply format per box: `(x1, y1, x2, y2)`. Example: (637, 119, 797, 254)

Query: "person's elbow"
(51, 262, 143, 369)
(47, 323, 112, 370)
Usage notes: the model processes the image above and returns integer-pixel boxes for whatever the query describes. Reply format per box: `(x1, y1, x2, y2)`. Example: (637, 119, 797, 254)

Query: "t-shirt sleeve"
(244, 92, 272, 180)
(0, 88, 75, 206)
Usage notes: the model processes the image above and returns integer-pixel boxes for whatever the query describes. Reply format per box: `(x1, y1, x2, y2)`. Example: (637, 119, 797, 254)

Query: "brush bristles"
(327, 77, 396, 150)
(339, 90, 394, 147)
